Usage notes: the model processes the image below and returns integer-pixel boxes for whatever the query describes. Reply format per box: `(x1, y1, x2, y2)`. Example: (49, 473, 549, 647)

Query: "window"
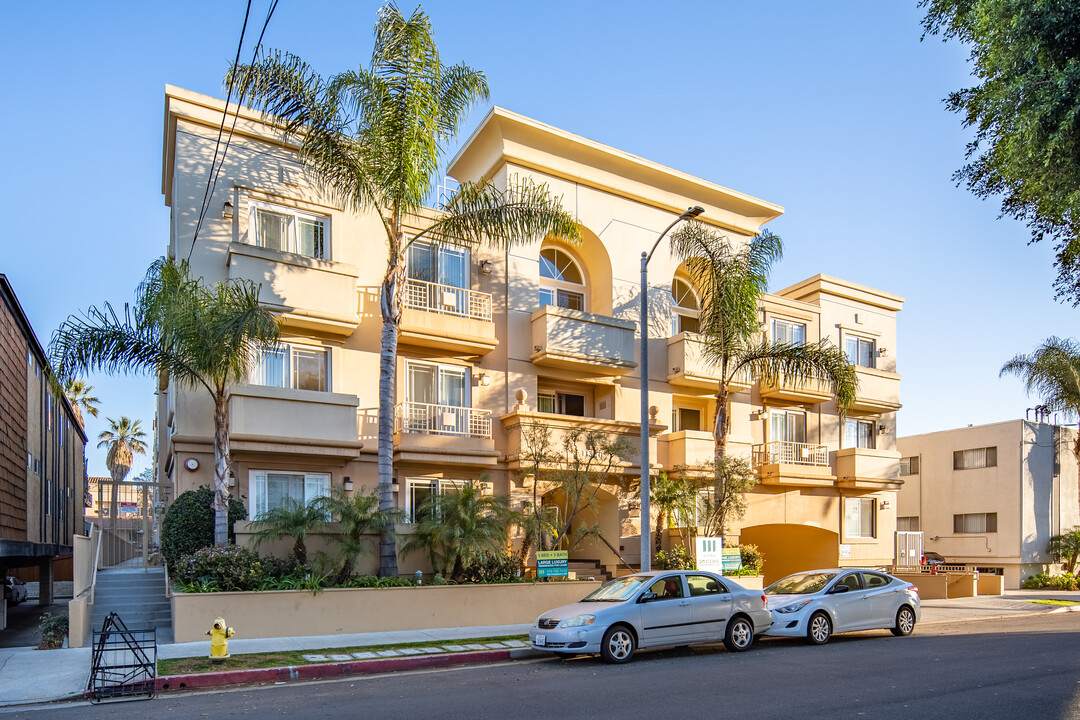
(539, 247, 585, 310)
(405, 478, 464, 522)
(251, 202, 327, 259)
(537, 391, 585, 417)
(844, 497, 876, 538)
(899, 456, 920, 476)
(671, 277, 700, 334)
(249, 470, 330, 520)
(954, 513, 997, 533)
(407, 241, 469, 288)
(772, 318, 806, 346)
(897, 516, 921, 532)
(646, 575, 685, 600)
(862, 572, 891, 589)
(770, 409, 806, 444)
(844, 419, 876, 449)
(251, 344, 329, 392)
(845, 336, 876, 368)
(954, 447, 997, 470)
(402, 361, 470, 434)
(671, 406, 702, 433)
(687, 574, 726, 596)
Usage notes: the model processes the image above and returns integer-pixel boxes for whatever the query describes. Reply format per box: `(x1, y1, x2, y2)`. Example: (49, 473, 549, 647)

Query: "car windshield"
(765, 572, 837, 595)
(582, 576, 650, 602)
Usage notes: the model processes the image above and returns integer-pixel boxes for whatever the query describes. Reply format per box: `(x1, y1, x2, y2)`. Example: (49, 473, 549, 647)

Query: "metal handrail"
(598, 535, 638, 576)
(404, 278, 492, 321)
(394, 401, 493, 439)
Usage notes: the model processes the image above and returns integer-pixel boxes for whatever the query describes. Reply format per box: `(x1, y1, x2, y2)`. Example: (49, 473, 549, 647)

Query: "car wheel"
(723, 616, 754, 652)
(807, 611, 832, 645)
(891, 605, 916, 637)
(600, 624, 636, 663)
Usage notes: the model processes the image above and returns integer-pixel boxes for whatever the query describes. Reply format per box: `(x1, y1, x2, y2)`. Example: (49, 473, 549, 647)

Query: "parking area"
(0, 600, 69, 649)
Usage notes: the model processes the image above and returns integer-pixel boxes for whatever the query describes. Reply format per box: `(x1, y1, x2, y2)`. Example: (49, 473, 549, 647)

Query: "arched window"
(671, 277, 700, 334)
(539, 247, 585, 310)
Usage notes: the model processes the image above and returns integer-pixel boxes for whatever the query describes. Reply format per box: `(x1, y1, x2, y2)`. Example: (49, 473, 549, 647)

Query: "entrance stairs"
(90, 567, 172, 644)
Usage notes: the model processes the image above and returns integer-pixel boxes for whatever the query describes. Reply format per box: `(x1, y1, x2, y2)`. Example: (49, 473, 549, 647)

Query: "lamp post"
(639, 205, 704, 572)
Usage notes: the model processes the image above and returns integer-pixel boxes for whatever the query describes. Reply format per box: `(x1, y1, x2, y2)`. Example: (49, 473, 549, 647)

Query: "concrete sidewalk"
(2, 593, 1076, 707)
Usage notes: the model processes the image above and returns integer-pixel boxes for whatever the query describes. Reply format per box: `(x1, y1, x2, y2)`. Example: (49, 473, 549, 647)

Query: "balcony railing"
(753, 441, 829, 467)
(395, 401, 493, 439)
(404, 278, 492, 321)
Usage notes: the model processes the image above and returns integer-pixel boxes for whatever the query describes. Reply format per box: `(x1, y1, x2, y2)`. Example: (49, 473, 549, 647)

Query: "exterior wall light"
(479, 260, 493, 275)
(343, 476, 354, 492)
(222, 200, 234, 219)
(878, 347, 888, 357)
(878, 424, 887, 434)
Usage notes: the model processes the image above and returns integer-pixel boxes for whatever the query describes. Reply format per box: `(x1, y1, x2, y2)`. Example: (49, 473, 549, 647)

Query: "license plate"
(535, 634, 546, 647)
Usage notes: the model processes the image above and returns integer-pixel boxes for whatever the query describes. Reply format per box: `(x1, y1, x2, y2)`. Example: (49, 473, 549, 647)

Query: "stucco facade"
(160, 87, 904, 579)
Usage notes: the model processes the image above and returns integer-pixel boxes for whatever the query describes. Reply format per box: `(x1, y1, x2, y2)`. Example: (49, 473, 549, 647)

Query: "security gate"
(895, 531, 923, 570)
(90, 479, 172, 568)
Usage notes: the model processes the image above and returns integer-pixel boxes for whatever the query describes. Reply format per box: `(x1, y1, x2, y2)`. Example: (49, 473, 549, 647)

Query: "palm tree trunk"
(1073, 434, 1080, 520)
(713, 385, 731, 461)
(377, 245, 405, 577)
(213, 391, 231, 546)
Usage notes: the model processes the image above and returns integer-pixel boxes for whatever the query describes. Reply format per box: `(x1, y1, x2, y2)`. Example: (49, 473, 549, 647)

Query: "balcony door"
(406, 361, 469, 434)
(769, 409, 806, 444)
(408, 241, 470, 314)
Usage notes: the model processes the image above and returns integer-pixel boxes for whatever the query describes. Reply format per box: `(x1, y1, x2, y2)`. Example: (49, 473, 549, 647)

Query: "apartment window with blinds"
(251, 344, 329, 392)
(844, 497, 876, 538)
(953, 447, 997, 470)
(897, 516, 921, 532)
(954, 512, 997, 533)
(845, 336, 876, 368)
(251, 202, 328, 259)
(900, 456, 920, 476)
(844, 419, 876, 449)
(772, 318, 806, 346)
(249, 471, 330, 520)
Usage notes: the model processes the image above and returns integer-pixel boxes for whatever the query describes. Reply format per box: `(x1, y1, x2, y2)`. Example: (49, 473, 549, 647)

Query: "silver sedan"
(763, 568, 920, 644)
(529, 570, 772, 663)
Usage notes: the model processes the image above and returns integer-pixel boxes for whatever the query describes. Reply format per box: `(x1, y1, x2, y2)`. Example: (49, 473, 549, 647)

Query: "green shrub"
(161, 486, 247, 570)
(1023, 572, 1079, 590)
(459, 552, 525, 583)
(173, 546, 266, 591)
(655, 545, 695, 570)
(739, 544, 764, 574)
(38, 612, 68, 649)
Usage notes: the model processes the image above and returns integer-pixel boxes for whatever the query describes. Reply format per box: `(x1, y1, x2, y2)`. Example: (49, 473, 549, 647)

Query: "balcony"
(227, 242, 360, 337)
(530, 306, 636, 376)
(393, 401, 498, 466)
(400, 279, 498, 355)
(849, 367, 901, 414)
(657, 430, 715, 469)
(501, 409, 665, 473)
(752, 441, 835, 487)
(759, 373, 833, 405)
(228, 384, 363, 460)
(666, 333, 749, 392)
(835, 447, 902, 490)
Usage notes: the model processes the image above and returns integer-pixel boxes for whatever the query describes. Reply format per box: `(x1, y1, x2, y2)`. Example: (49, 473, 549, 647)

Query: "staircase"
(569, 560, 614, 582)
(90, 568, 172, 644)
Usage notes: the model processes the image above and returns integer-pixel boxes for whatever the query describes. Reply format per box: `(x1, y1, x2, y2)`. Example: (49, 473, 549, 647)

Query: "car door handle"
(678, 601, 690, 607)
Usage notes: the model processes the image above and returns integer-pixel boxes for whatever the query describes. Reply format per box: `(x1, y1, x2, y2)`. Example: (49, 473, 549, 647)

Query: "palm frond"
(1001, 337, 1080, 415)
(727, 338, 858, 414)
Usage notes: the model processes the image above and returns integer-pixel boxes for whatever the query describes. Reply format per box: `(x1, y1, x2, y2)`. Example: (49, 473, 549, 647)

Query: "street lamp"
(639, 205, 704, 572)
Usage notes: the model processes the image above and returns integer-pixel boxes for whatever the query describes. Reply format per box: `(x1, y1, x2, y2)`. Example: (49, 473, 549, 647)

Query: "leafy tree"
(62, 379, 99, 428)
(248, 498, 327, 566)
(228, 3, 579, 576)
(401, 479, 514, 581)
(651, 471, 698, 553)
(1047, 527, 1080, 574)
(160, 486, 247, 570)
(50, 258, 279, 546)
(920, 1, 1080, 304)
(667, 224, 858, 460)
(96, 416, 147, 520)
(697, 456, 759, 539)
(317, 486, 403, 584)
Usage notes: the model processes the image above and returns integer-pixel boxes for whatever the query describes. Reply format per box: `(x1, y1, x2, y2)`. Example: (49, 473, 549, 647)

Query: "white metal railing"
(753, 441, 829, 467)
(404, 278, 492, 321)
(395, 401, 492, 439)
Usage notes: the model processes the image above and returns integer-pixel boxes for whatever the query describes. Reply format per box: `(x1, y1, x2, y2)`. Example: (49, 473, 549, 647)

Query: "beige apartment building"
(897, 420, 1080, 589)
(159, 86, 903, 581)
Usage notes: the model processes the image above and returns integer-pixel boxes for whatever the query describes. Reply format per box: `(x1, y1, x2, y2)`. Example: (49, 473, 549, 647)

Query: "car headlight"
(559, 614, 596, 628)
(774, 599, 812, 614)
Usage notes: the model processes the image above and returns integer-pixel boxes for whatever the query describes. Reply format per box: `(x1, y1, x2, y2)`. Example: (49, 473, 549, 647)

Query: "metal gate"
(895, 531, 924, 570)
(89, 479, 172, 568)
(88, 613, 156, 703)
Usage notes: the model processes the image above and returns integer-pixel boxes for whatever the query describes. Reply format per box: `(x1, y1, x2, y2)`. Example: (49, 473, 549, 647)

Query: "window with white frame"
(405, 478, 464, 522)
(899, 456, 920, 476)
(251, 344, 330, 392)
(953, 446, 997, 470)
(407, 241, 469, 288)
(769, 409, 806, 444)
(772, 318, 806, 346)
(249, 470, 330, 520)
(844, 335, 876, 368)
(897, 516, 921, 532)
(537, 390, 586, 417)
(954, 512, 997, 533)
(402, 361, 470, 434)
(844, 418, 876, 449)
(671, 277, 700, 334)
(844, 497, 876, 538)
(539, 247, 585, 310)
(251, 201, 328, 260)
(671, 406, 702, 432)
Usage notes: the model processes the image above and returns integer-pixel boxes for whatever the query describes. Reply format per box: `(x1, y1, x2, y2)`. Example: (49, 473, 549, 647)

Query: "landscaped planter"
(171, 580, 602, 643)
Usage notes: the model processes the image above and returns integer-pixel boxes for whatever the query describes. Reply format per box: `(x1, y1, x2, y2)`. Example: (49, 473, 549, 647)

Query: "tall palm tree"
(668, 224, 858, 460)
(51, 258, 279, 545)
(62, 379, 100, 428)
(229, 3, 579, 576)
(97, 416, 147, 520)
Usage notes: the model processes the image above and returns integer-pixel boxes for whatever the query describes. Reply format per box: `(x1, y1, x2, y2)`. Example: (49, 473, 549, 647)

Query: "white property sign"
(695, 537, 724, 573)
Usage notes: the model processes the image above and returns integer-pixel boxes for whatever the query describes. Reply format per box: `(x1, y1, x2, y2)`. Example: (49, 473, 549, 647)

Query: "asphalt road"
(11, 613, 1080, 720)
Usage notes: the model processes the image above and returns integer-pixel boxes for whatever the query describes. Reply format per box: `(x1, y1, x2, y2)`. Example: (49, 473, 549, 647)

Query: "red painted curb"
(157, 649, 512, 691)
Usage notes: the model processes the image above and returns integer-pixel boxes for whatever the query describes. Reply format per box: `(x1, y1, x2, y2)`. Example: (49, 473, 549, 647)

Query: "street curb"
(157, 648, 543, 692)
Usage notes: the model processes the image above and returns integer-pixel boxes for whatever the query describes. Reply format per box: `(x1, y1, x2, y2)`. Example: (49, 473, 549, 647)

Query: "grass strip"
(157, 634, 529, 676)
(1026, 599, 1080, 606)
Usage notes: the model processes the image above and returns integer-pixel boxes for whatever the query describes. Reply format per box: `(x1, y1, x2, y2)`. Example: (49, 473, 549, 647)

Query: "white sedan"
(763, 569, 920, 645)
(530, 570, 772, 663)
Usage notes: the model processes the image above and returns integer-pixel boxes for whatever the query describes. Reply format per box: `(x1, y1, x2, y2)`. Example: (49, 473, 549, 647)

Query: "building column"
(38, 559, 53, 606)
(0, 566, 6, 630)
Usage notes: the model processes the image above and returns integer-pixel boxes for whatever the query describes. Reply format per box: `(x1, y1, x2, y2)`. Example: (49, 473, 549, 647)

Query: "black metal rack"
(88, 612, 157, 703)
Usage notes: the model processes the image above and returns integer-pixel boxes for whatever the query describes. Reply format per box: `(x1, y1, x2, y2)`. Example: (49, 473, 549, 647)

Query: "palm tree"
(317, 487, 403, 584)
(62, 379, 100, 428)
(249, 498, 327, 566)
(667, 225, 858, 460)
(228, 3, 580, 576)
(51, 258, 279, 545)
(1001, 337, 1080, 514)
(97, 416, 147, 520)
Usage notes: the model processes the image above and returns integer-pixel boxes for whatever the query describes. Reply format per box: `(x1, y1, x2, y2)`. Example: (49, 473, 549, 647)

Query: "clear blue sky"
(1, 1, 1073, 479)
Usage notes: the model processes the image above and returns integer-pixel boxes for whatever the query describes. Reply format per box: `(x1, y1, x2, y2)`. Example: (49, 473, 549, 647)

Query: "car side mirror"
(828, 585, 850, 594)
(638, 592, 658, 603)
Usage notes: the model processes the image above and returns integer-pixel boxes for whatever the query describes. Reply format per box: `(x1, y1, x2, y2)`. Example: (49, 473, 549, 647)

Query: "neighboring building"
(159, 86, 903, 582)
(0, 275, 87, 615)
(897, 420, 1080, 588)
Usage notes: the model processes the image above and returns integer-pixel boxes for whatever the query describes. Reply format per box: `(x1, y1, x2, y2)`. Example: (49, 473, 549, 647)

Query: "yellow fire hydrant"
(207, 616, 234, 661)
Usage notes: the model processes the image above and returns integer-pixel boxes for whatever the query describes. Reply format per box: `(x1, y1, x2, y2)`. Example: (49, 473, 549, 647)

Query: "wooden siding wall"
(0, 293, 28, 540)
